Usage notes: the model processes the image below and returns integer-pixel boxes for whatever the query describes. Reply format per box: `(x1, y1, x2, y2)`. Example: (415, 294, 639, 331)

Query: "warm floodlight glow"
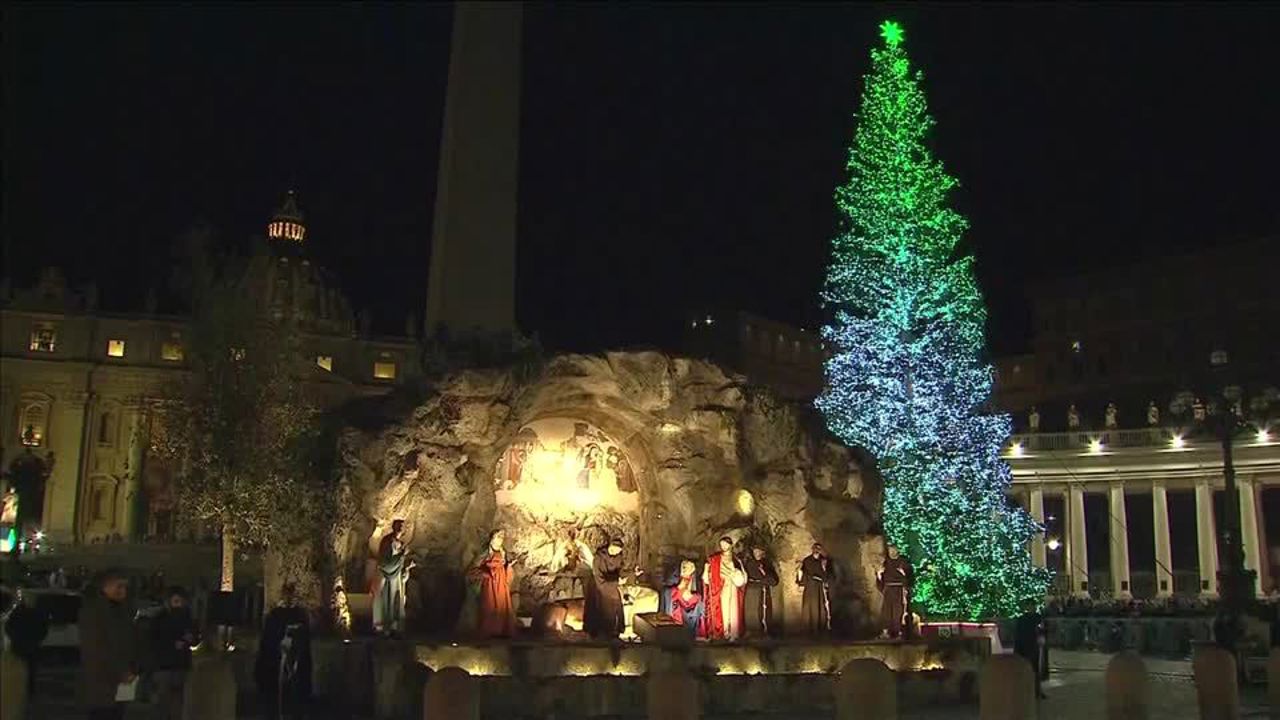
(1009, 441, 1024, 458)
(1046, 537, 1061, 551)
(1170, 434, 1186, 450)
(1088, 438, 1104, 455)
(736, 489, 755, 516)
(1259, 429, 1273, 444)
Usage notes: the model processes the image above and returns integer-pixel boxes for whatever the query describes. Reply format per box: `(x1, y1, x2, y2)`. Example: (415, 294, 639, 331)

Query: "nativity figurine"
(701, 536, 747, 641)
(796, 542, 833, 635)
(468, 529, 517, 638)
(743, 545, 779, 638)
(877, 544, 913, 639)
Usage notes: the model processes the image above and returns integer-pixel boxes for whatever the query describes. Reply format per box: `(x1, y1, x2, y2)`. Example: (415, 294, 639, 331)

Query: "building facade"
(996, 239, 1280, 599)
(682, 310, 825, 402)
(0, 194, 421, 547)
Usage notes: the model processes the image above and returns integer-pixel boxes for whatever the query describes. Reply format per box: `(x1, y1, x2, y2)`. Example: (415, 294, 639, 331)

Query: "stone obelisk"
(425, 1, 522, 338)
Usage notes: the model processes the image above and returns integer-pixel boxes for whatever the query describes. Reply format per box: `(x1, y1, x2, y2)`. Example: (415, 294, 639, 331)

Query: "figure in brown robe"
(743, 546, 779, 638)
(877, 544, 913, 639)
(469, 529, 517, 638)
(584, 538, 626, 639)
(796, 543, 833, 635)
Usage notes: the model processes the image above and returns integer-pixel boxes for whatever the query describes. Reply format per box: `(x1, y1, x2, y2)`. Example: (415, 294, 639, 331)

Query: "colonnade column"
(1195, 479, 1219, 597)
(1238, 475, 1264, 597)
(1067, 485, 1090, 597)
(1152, 481, 1174, 597)
(1029, 487, 1046, 569)
(1108, 482, 1132, 598)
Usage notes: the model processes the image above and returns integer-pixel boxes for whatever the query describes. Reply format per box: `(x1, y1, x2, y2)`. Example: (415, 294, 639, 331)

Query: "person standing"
(149, 587, 198, 720)
(372, 520, 414, 636)
(584, 538, 626, 640)
(468, 529, 516, 638)
(876, 545, 913, 639)
(4, 587, 50, 701)
(255, 583, 312, 720)
(1013, 600, 1048, 699)
(742, 546, 779, 639)
(796, 543, 833, 635)
(701, 537, 746, 641)
(78, 569, 138, 720)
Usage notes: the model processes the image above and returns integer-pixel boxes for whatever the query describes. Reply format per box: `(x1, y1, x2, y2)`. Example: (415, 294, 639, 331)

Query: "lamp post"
(1205, 350, 1254, 653)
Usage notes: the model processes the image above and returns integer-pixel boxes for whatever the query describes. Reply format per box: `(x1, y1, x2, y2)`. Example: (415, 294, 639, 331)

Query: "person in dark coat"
(255, 583, 313, 720)
(1013, 599, 1047, 699)
(149, 586, 199, 720)
(78, 569, 138, 720)
(796, 543, 833, 635)
(3, 587, 50, 697)
(584, 538, 626, 640)
(743, 546, 779, 638)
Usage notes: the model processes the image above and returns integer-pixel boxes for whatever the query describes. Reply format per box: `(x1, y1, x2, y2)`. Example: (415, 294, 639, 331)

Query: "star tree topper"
(879, 20, 905, 47)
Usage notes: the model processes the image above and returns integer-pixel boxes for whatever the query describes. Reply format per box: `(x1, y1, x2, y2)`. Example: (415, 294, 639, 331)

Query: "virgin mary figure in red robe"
(700, 536, 746, 641)
(468, 529, 516, 638)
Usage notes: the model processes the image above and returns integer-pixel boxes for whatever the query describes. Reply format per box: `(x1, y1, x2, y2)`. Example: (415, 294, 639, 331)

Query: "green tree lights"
(817, 20, 1049, 619)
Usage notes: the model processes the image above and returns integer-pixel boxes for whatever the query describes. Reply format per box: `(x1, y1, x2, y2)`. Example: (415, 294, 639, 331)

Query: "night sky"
(4, 4, 1278, 354)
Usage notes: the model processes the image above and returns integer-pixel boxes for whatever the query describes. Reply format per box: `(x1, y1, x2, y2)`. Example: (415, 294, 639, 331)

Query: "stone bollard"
(183, 651, 237, 720)
(1105, 650, 1149, 720)
(423, 666, 479, 720)
(1268, 648, 1280, 720)
(836, 658, 897, 720)
(979, 653, 1036, 720)
(647, 670, 700, 720)
(1192, 645, 1239, 720)
(0, 650, 29, 720)
(374, 644, 421, 720)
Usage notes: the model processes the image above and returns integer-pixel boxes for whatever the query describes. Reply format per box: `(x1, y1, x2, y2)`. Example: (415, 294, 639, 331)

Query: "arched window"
(18, 396, 51, 447)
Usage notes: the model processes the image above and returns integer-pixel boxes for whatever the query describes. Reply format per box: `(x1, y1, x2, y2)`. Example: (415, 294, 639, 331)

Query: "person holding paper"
(78, 568, 138, 720)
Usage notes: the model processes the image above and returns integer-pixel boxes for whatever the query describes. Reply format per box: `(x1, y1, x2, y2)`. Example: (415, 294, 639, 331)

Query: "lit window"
(107, 339, 126, 358)
(161, 341, 184, 362)
(29, 325, 57, 352)
(1071, 340, 1082, 353)
(19, 403, 47, 447)
(230, 348, 246, 361)
(373, 361, 397, 380)
(316, 355, 333, 372)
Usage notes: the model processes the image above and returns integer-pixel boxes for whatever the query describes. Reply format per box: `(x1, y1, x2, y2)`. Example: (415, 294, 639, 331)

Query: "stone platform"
(391, 638, 987, 717)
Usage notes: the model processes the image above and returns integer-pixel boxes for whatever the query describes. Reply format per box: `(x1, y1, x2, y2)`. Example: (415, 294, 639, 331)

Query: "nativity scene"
(330, 353, 904, 648)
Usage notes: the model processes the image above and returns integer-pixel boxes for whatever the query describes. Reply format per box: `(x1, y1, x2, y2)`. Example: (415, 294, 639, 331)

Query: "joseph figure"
(372, 520, 414, 636)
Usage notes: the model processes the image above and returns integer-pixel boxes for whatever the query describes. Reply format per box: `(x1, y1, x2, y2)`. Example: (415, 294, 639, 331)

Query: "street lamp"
(1193, 349, 1279, 653)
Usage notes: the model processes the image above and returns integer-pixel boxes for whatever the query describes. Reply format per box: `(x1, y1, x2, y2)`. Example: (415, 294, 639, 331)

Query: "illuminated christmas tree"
(817, 20, 1049, 618)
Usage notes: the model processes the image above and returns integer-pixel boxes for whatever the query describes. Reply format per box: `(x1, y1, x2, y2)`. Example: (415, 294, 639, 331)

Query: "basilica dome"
(241, 191, 356, 336)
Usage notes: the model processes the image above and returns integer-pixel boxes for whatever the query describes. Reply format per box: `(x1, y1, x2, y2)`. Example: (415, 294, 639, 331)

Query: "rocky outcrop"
(331, 352, 884, 637)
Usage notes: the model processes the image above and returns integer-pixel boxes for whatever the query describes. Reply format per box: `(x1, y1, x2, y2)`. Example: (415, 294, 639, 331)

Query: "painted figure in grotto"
(796, 542, 833, 635)
(743, 545, 780, 638)
(877, 544, 913, 639)
(469, 529, 517, 638)
(701, 536, 746, 641)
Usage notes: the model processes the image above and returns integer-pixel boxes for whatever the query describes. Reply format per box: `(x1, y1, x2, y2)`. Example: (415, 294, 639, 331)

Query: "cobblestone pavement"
(25, 650, 1270, 719)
